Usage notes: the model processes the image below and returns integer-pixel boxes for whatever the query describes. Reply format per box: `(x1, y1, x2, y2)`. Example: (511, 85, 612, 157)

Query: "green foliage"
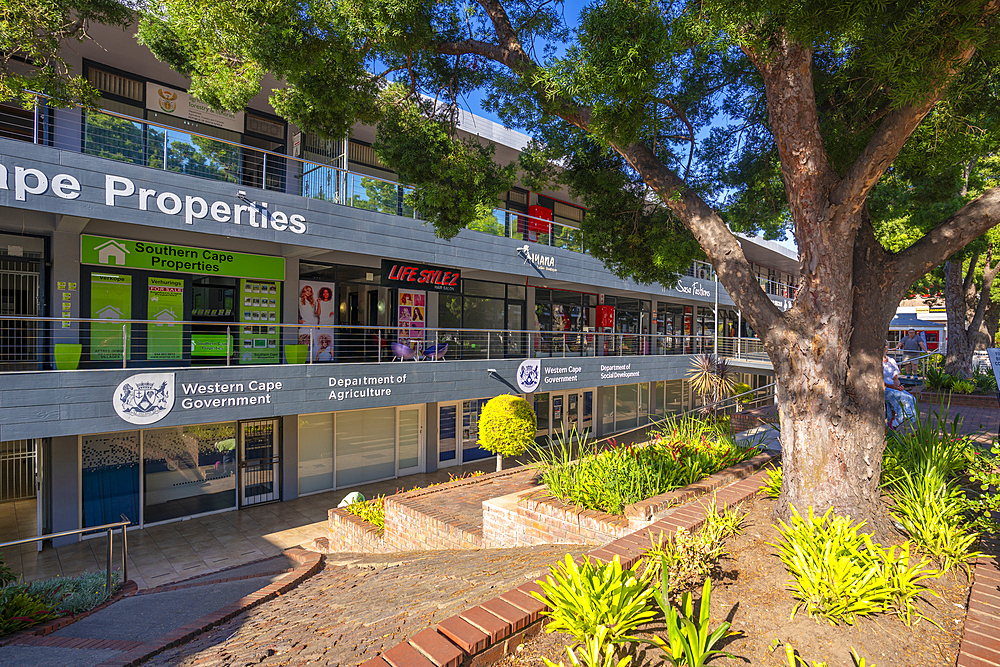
(762, 464, 783, 499)
(964, 441, 1000, 534)
(772, 507, 939, 626)
(685, 355, 735, 411)
(642, 499, 744, 586)
(881, 407, 973, 482)
(374, 93, 516, 238)
(887, 469, 980, 573)
(972, 365, 998, 393)
(535, 417, 762, 514)
(532, 554, 657, 649)
(478, 394, 537, 459)
(0, 555, 15, 588)
(643, 576, 736, 667)
(783, 644, 875, 667)
(0, 589, 57, 636)
(950, 378, 976, 395)
(0, 0, 133, 107)
(731, 383, 753, 406)
(543, 624, 630, 667)
(923, 365, 952, 391)
(343, 495, 386, 530)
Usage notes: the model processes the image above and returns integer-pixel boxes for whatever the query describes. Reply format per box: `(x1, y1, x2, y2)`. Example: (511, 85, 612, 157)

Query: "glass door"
(551, 394, 564, 444)
(567, 392, 579, 437)
(397, 406, 424, 475)
(239, 419, 281, 506)
(438, 403, 459, 468)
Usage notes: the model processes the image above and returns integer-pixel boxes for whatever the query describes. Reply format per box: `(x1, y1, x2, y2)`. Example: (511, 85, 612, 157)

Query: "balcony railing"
(2, 95, 582, 253)
(0, 316, 768, 372)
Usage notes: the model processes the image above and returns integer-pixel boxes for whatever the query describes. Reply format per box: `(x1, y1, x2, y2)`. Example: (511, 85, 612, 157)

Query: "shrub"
(532, 554, 656, 648)
(972, 365, 998, 392)
(731, 382, 753, 408)
(964, 441, 1000, 534)
(950, 379, 976, 395)
(923, 365, 950, 391)
(887, 469, 980, 573)
(762, 464, 782, 499)
(0, 589, 57, 636)
(343, 495, 386, 530)
(881, 408, 972, 483)
(772, 507, 938, 626)
(478, 394, 537, 466)
(0, 555, 15, 588)
(645, 576, 736, 667)
(642, 499, 744, 586)
(536, 417, 763, 514)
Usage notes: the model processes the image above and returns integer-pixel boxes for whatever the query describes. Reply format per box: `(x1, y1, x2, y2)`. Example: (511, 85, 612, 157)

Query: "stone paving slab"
(0, 645, 123, 667)
(48, 576, 289, 643)
(143, 545, 590, 667)
(155, 554, 297, 586)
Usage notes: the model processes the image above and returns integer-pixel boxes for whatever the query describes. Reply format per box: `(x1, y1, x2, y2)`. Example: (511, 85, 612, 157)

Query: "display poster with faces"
(239, 279, 281, 364)
(296, 281, 337, 362)
(398, 290, 425, 344)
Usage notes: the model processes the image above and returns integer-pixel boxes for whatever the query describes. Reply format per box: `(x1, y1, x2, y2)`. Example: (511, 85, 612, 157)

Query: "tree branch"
(891, 186, 1000, 291)
(963, 251, 980, 294)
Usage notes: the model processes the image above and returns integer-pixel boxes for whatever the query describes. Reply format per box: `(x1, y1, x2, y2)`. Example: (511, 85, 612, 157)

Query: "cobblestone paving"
(144, 546, 587, 667)
(920, 400, 999, 446)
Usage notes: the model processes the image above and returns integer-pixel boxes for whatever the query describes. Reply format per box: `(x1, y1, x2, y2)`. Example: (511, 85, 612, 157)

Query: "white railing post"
(32, 96, 40, 144)
(162, 131, 169, 170)
(262, 152, 267, 190)
(227, 326, 231, 366)
(122, 324, 127, 369)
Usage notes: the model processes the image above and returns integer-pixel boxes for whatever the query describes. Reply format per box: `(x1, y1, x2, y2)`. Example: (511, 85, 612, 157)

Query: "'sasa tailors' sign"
(380, 259, 461, 292)
(82, 235, 285, 281)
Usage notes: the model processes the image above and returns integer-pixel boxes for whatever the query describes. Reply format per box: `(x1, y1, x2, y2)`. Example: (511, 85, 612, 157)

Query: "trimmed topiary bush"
(479, 394, 537, 471)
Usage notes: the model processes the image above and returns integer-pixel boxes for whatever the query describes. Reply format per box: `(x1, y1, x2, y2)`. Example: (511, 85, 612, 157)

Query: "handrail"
(0, 514, 130, 596)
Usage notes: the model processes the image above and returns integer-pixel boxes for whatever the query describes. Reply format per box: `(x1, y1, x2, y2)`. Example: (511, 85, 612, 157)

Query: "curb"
(86, 547, 323, 667)
(0, 580, 139, 647)
(359, 469, 771, 667)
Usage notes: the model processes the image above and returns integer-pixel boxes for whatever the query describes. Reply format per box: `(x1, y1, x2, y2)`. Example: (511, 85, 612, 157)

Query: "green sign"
(191, 334, 231, 357)
(147, 277, 184, 360)
(90, 273, 131, 361)
(81, 235, 285, 281)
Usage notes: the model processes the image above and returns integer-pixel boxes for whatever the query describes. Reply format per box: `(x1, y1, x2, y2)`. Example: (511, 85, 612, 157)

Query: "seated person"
(883, 343, 917, 428)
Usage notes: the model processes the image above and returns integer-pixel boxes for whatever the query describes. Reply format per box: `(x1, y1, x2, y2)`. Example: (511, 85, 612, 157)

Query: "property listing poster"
(146, 277, 184, 360)
(90, 273, 132, 360)
(240, 279, 281, 364)
(398, 290, 425, 345)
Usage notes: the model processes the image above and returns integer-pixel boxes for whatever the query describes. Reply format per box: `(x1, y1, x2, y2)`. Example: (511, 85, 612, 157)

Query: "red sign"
(596, 305, 615, 328)
(528, 205, 552, 234)
(381, 259, 461, 291)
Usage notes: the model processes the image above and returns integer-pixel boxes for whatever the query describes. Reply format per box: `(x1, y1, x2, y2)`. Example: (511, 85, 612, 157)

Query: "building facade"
(0, 26, 798, 544)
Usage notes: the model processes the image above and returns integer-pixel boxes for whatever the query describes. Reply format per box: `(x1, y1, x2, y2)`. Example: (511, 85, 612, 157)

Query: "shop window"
(535, 393, 550, 446)
(298, 413, 335, 494)
(143, 423, 237, 524)
(82, 431, 139, 528)
(336, 407, 395, 487)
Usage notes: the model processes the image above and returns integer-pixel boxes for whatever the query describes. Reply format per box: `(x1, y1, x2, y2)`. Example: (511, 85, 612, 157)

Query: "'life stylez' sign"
(381, 259, 461, 292)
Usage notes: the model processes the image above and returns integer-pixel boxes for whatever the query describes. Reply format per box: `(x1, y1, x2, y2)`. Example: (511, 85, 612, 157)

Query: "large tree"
(138, 0, 1000, 525)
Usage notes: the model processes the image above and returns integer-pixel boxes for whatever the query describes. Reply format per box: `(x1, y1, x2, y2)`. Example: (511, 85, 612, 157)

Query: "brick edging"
(360, 469, 772, 667)
(957, 539, 1000, 667)
(0, 580, 139, 647)
(89, 547, 323, 667)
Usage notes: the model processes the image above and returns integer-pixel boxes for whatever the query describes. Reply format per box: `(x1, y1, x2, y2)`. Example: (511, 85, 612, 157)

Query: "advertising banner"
(81, 235, 284, 281)
(90, 273, 132, 360)
(146, 277, 184, 360)
(239, 279, 280, 364)
(381, 259, 460, 292)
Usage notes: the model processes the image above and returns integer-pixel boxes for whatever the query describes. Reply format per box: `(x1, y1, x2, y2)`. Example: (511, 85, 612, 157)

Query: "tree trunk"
(944, 260, 975, 378)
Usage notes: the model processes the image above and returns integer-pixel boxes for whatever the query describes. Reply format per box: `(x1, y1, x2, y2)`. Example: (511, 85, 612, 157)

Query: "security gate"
(239, 419, 281, 506)
(0, 439, 37, 502)
(0, 256, 41, 371)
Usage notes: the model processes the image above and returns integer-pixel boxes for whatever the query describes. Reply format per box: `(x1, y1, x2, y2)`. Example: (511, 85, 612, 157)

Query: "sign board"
(381, 259, 460, 292)
(987, 348, 1000, 393)
(146, 83, 245, 133)
(82, 235, 285, 281)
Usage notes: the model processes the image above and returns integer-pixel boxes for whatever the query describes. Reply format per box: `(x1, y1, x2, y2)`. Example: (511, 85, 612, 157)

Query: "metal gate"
(1, 256, 41, 371)
(0, 439, 37, 502)
(239, 420, 281, 507)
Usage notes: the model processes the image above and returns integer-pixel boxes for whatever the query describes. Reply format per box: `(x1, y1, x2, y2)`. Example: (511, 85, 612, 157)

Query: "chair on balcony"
(422, 343, 448, 361)
(391, 342, 416, 361)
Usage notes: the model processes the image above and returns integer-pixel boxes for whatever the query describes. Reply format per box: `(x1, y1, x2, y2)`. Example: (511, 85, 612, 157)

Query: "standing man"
(895, 328, 927, 376)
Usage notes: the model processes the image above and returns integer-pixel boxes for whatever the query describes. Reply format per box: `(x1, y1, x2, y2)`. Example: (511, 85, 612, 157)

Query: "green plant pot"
(285, 344, 308, 364)
(54, 343, 82, 370)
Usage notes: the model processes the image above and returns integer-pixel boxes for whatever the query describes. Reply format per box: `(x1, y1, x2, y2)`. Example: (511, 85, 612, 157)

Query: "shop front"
(79, 234, 285, 368)
(82, 417, 282, 528)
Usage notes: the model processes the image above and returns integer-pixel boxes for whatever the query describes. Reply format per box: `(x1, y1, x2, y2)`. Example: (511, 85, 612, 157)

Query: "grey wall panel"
(0, 354, 771, 441)
(0, 139, 727, 304)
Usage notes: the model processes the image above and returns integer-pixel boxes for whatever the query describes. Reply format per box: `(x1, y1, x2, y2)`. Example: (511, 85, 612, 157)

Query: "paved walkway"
(2, 456, 523, 589)
(0, 555, 301, 667)
(142, 546, 589, 667)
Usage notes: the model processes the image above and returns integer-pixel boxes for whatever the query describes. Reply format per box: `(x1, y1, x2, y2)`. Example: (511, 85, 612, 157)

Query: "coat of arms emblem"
(516, 359, 541, 393)
(113, 373, 175, 425)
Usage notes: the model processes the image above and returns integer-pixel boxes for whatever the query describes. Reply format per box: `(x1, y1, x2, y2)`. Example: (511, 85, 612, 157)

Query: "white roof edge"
(455, 107, 532, 152)
(736, 233, 799, 261)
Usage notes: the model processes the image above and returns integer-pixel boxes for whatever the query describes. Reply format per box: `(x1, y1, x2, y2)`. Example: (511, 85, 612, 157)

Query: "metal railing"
(0, 315, 770, 372)
(2, 94, 585, 253)
(0, 514, 130, 596)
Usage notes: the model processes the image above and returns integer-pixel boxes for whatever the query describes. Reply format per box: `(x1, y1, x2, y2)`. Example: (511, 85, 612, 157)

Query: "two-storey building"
(0, 24, 798, 545)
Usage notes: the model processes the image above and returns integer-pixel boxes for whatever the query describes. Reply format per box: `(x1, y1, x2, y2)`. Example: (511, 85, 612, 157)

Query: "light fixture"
(377, 299, 385, 314)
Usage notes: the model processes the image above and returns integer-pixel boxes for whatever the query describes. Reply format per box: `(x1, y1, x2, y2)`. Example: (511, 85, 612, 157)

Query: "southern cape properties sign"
(81, 235, 285, 281)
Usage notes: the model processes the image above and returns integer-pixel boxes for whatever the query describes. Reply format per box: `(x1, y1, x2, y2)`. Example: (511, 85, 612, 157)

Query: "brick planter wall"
(918, 391, 999, 408)
(483, 452, 776, 548)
